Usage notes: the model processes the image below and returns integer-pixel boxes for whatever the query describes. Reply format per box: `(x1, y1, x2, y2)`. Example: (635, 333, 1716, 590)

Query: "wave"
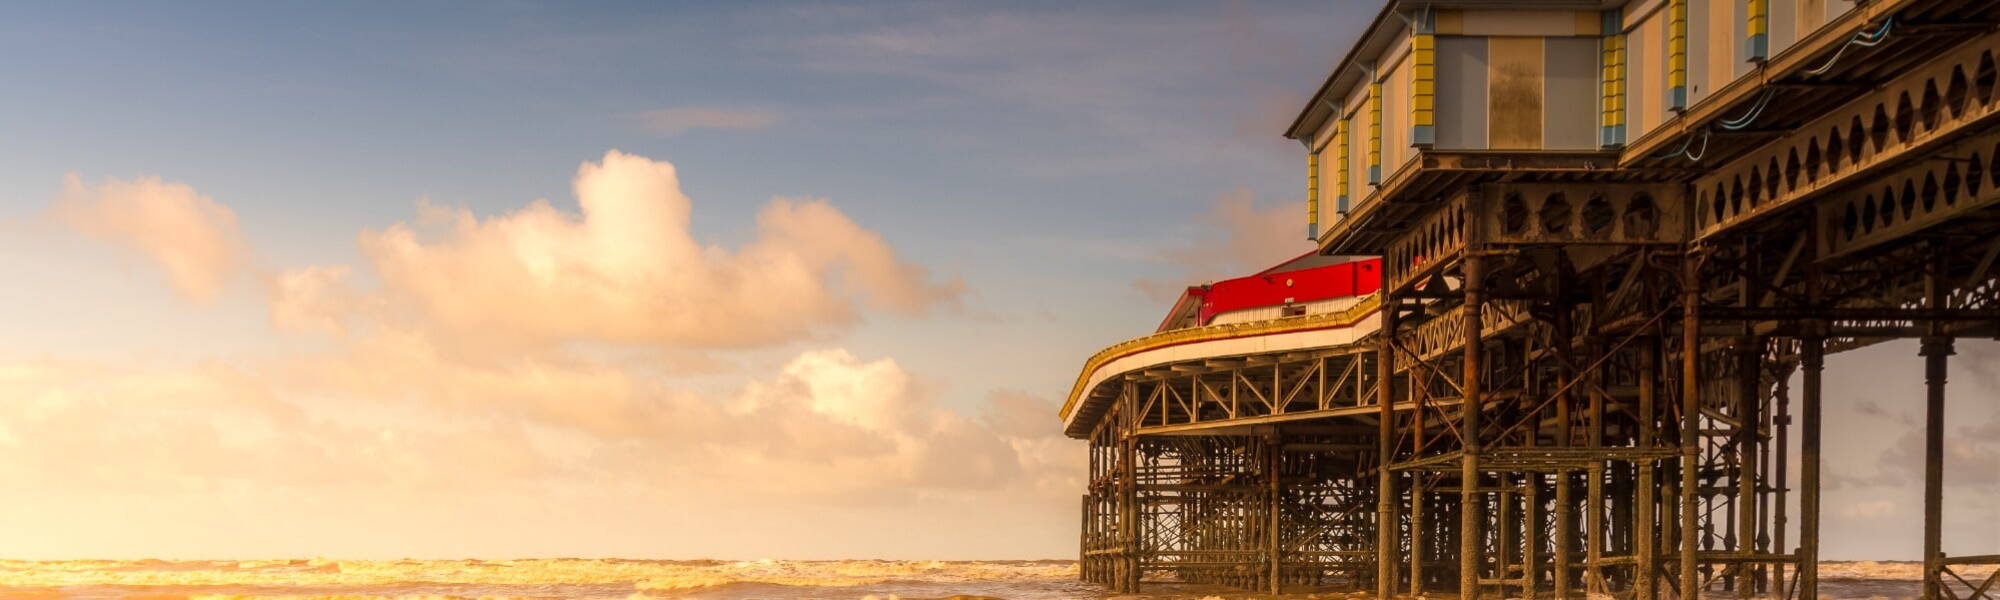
(0, 558, 1079, 598)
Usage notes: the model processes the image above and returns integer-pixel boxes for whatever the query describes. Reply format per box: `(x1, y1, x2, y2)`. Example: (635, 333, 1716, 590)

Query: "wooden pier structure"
(1064, 0, 2000, 598)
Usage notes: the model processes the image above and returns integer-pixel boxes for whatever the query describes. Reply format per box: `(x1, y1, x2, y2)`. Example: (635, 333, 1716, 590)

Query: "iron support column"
(1637, 339, 1659, 600)
(1379, 305, 1400, 600)
(1554, 285, 1576, 600)
(1412, 481, 1427, 596)
(1462, 253, 1487, 600)
(1773, 369, 1791, 599)
(1270, 434, 1284, 594)
(1679, 256, 1700, 600)
(1922, 243, 1953, 600)
(1920, 335, 1952, 600)
(1119, 413, 1139, 594)
(1799, 337, 1823, 600)
(1557, 471, 1575, 599)
(1736, 337, 1761, 595)
(1526, 472, 1543, 600)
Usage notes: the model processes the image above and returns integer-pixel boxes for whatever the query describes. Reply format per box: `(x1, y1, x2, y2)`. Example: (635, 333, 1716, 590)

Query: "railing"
(1694, 29, 2000, 241)
(1060, 294, 1382, 422)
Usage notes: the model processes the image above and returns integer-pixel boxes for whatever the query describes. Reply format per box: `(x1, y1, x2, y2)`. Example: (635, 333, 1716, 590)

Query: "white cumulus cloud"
(51, 174, 248, 303)
(353, 150, 961, 349)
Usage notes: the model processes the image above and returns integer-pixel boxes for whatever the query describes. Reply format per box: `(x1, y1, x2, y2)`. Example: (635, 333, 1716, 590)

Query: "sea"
(0, 558, 1982, 600)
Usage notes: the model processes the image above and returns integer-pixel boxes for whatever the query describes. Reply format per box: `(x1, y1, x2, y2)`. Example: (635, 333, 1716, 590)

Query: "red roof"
(1156, 252, 1382, 332)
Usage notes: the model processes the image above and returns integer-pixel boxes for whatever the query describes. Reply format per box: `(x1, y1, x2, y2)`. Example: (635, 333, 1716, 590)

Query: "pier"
(1064, 1, 2000, 598)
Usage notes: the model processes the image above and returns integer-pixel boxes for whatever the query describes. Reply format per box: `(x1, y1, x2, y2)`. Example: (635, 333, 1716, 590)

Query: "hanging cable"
(1682, 131, 1712, 161)
(1649, 130, 1711, 162)
(1804, 17, 1894, 76)
(1650, 134, 1696, 161)
(1719, 90, 1776, 130)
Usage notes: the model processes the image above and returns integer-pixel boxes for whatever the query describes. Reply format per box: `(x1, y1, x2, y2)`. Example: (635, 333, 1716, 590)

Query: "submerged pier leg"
(1921, 335, 1951, 600)
(1799, 336, 1822, 600)
(1922, 245, 1953, 600)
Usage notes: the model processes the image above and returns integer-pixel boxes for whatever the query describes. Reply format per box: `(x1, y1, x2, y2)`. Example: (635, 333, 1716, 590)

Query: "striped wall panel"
(1602, 9, 1627, 147)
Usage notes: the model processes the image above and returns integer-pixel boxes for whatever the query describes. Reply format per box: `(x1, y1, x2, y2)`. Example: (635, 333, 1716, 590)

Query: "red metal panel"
(1175, 258, 1383, 327)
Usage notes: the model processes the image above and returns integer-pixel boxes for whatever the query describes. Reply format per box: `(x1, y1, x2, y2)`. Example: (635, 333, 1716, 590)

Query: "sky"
(0, 0, 1992, 561)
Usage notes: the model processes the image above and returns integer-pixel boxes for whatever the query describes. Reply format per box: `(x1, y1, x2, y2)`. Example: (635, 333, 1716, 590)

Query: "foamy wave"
(1820, 560, 1999, 581)
(0, 557, 1078, 598)
(629, 559, 1074, 591)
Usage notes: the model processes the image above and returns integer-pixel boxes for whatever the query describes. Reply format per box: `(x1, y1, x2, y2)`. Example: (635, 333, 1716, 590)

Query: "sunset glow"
(3, 2, 1997, 599)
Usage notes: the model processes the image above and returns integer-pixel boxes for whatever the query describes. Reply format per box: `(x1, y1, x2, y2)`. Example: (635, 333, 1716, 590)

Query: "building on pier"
(1065, 0, 2000, 598)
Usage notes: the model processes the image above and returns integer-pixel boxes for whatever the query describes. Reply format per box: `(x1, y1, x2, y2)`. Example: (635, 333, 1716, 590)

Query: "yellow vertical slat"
(1412, 12, 1436, 147)
(1368, 80, 1382, 184)
(1306, 150, 1319, 240)
(1749, 0, 1770, 60)
(1601, 8, 1626, 147)
(1669, 0, 1687, 110)
(1336, 118, 1350, 213)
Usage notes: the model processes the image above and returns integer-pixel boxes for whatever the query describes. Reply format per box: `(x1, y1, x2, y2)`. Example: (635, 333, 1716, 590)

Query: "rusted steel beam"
(1636, 340, 1660, 600)
(1556, 472, 1576, 600)
(1496, 480, 1515, 599)
(1587, 333, 1608, 595)
(1736, 338, 1763, 595)
(1554, 272, 1578, 600)
(1921, 333, 1952, 600)
(1922, 244, 1954, 600)
(1120, 394, 1140, 593)
(1800, 335, 1824, 600)
(1269, 435, 1283, 594)
(1680, 255, 1702, 600)
(1411, 480, 1427, 596)
(1378, 308, 1399, 600)
(1525, 472, 1543, 600)
(1773, 369, 1793, 600)
(1461, 251, 1488, 600)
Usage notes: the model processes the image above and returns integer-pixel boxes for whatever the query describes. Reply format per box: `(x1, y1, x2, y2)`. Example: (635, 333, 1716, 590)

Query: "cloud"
(0, 357, 560, 495)
(351, 150, 960, 349)
(268, 265, 361, 335)
(11, 151, 1073, 558)
(1872, 411, 2000, 489)
(636, 107, 783, 137)
(1839, 499, 1899, 519)
(0, 344, 1077, 502)
(1133, 189, 1311, 301)
(1832, 344, 2000, 492)
(51, 174, 248, 303)
(0, 349, 1083, 559)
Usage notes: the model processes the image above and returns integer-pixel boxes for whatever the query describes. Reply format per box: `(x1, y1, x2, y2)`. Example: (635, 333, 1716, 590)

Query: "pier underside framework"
(1078, 6, 2000, 598)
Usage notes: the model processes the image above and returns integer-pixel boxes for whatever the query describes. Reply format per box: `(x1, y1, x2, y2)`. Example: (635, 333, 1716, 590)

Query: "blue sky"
(1, 0, 1350, 401)
(0, 0, 1364, 559)
(0, 0, 1991, 561)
